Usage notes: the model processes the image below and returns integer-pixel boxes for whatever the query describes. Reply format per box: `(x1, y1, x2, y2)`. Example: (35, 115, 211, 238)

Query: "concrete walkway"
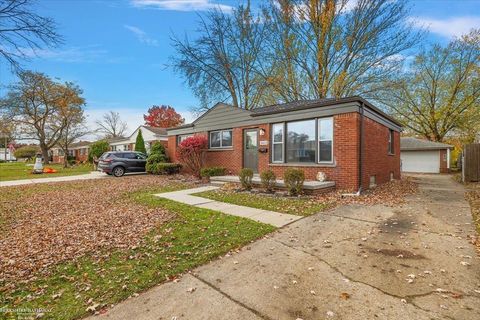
(0, 171, 106, 187)
(154, 186, 302, 227)
(92, 175, 480, 320)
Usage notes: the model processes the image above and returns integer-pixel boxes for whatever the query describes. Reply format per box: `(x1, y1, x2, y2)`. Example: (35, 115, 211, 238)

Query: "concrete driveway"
(94, 174, 480, 320)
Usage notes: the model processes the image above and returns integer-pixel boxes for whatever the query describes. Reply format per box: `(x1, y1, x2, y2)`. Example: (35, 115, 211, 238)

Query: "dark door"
(243, 129, 259, 173)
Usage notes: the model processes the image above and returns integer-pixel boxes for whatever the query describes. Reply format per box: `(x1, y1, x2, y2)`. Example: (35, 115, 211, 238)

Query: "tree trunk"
(63, 148, 68, 168)
(40, 143, 50, 164)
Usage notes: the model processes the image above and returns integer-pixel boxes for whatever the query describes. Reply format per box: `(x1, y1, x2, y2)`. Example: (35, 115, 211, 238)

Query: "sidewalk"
(155, 186, 302, 227)
(0, 171, 106, 187)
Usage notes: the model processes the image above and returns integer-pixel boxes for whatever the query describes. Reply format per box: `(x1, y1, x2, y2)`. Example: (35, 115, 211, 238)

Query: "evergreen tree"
(135, 129, 147, 154)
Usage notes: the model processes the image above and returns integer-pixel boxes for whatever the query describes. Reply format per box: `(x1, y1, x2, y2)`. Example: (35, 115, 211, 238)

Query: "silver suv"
(97, 151, 147, 177)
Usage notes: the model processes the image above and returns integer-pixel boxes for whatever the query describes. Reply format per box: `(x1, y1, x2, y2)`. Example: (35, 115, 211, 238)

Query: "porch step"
(210, 175, 335, 191)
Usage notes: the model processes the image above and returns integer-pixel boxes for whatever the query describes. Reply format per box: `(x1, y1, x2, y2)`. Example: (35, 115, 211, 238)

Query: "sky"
(1, 0, 479, 138)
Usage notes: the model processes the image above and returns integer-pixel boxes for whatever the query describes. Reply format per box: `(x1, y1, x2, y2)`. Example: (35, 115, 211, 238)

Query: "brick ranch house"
(51, 141, 91, 163)
(167, 96, 402, 191)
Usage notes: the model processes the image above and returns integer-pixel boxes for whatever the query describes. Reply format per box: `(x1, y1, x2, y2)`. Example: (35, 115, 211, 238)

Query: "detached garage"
(400, 137, 453, 173)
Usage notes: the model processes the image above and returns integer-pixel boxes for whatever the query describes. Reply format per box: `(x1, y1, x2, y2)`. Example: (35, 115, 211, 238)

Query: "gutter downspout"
(342, 102, 364, 197)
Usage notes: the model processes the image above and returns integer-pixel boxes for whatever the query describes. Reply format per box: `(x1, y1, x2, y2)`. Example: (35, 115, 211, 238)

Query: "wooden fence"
(463, 144, 480, 182)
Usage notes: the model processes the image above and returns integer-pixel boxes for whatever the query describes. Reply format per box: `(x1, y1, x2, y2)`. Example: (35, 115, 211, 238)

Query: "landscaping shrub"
(13, 145, 38, 160)
(147, 162, 182, 175)
(239, 168, 254, 190)
(150, 141, 167, 156)
(176, 135, 208, 178)
(260, 170, 276, 192)
(201, 166, 226, 178)
(88, 140, 109, 162)
(146, 142, 169, 174)
(284, 168, 305, 196)
(135, 129, 147, 154)
(146, 153, 168, 166)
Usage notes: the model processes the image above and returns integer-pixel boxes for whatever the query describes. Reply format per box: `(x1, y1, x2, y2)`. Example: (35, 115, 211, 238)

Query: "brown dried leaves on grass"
(316, 176, 419, 207)
(0, 176, 187, 283)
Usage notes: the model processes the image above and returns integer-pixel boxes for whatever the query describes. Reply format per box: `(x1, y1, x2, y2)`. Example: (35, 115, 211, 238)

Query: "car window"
(100, 153, 112, 160)
(123, 153, 137, 159)
(136, 153, 146, 159)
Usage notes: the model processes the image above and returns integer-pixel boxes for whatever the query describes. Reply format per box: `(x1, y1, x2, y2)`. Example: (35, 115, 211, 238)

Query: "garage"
(400, 137, 453, 173)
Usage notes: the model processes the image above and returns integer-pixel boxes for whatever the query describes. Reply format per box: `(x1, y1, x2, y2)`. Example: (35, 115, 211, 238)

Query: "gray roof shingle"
(400, 137, 453, 150)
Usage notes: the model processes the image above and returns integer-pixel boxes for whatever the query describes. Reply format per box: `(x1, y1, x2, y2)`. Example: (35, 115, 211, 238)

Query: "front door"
(243, 129, 258, 173)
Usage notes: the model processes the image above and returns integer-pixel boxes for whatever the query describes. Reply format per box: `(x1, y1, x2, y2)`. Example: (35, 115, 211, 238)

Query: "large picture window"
(286, 120, 316, 163)
(271, 117, 334, 164)
(210, 129, 233, 148)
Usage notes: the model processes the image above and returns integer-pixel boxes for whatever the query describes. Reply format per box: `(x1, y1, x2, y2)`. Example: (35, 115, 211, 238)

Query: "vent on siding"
(369, 175, 377, 188)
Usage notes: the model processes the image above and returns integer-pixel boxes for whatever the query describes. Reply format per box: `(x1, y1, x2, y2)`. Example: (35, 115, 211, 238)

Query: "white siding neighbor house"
(109, 126, 168, 153)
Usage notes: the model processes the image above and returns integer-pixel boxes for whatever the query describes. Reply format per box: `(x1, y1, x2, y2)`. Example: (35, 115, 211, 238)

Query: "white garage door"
(401, 150, 440, 173)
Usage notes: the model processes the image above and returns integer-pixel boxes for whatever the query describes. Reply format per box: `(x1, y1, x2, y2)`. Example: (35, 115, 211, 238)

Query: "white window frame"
(209, 129, 233, 149)
(177, 134, 193, 145)
(271, 123, 284, 163)
(317, 117, 334, 164)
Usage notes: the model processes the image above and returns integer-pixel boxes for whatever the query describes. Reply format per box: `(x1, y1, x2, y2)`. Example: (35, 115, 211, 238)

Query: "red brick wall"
(169, 112, 400, 191)
(439, 149, 449, 173)
(361, 117, 401, 189)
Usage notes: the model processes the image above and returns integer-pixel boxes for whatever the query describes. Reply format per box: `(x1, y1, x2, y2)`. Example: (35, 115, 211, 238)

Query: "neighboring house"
(109, 126, 168, 153)
(0, 148, 16, 161)
(51, 141, 91, 164)
(400, 137, 453, 173)
(168, 96, 402, 191)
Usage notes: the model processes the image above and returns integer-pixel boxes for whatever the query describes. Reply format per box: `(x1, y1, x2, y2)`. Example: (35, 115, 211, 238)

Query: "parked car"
(97, 151, 147, 177)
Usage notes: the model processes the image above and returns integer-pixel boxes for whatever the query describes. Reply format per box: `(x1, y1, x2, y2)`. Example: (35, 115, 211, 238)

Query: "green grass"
(0, 183, 275, 320)
(194, 189, 328, 216)
(0, 162, 93, 181)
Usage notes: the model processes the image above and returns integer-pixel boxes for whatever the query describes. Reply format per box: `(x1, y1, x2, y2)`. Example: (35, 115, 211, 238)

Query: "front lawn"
(0, 176, 274, 319)
(0, 162, 92, 181)
(194, 189, 328, 216)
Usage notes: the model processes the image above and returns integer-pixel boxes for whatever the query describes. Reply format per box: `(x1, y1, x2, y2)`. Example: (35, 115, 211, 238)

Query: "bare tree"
(57, 91, 88, 168)
(0, 0, 62, 70)
(171, 3, 271, 112)
(95, 111, 128, 138)
(1, 71, 85, 163)
(262, 0, 423, 100)
(377, 29, 480, 142)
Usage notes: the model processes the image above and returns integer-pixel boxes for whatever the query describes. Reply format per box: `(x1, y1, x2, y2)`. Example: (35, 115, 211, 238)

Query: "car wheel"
(112, 166, 125, 177)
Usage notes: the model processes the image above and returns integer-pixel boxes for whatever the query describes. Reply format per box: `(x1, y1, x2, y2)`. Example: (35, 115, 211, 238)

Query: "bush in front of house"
(148, 162, 182, 175)
(14, 145, 38, 160)
(146, 141, 170, 174)
(176, 135, 208, 178)
(239, 168, 254, 190)
(201, 166, 226, 178)
(260, 170, 276, 192)
(150, 141, 167, 157)
(284, 168, 305, 196)
(88, 140, 109, 162)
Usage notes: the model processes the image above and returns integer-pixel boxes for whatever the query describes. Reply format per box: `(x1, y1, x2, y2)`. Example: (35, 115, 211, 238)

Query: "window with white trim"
(271, 117, 334, 164)
(272, 123, 284, 162)
(318, 117, 333, 163)
(177, 134, 193, 145)
(209, 129, 233, 148)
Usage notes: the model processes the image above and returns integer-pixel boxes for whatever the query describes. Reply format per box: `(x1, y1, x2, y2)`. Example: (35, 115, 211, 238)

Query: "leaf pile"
(0, 175, 186, 283)
(315, 177, 419, 207)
